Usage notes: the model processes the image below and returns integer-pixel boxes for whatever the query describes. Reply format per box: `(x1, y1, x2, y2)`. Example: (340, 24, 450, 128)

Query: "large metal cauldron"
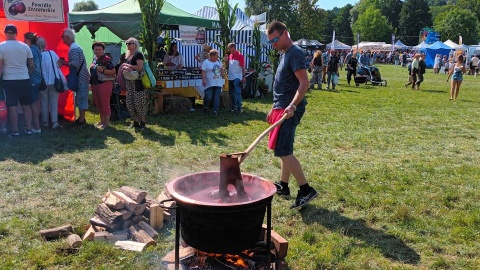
(165, 171, 276, 254)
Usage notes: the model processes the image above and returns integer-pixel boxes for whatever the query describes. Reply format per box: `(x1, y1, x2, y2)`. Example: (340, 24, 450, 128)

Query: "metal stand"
(175, 206, 180, 270)
(266, 202, 272, 269)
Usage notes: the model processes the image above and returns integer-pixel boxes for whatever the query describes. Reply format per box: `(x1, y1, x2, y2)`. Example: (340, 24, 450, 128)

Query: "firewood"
(94, 230, 129, 243)
(123, 220, 134, 229)
(133, 203, 146, 215)
(90, 216, 121, 231)
(138, 221, 159, 239)
(156, 190, 171, 203)
(149, 204, 164, 229)
(111, 191, 139, 213)
(128, 225, 155, 246)
(120, 186, 147, 203)
(118, 209, 133, 220)
(265, 229, 289, 259)
(161, 246, 197, 263)
(82, 225, 96, 241)
(39, 224, 73, 240)
(95, 203, 123, 230)
(132, 215, 147, 224)
(114, 240, 148, 252)
(67, 234, 82, 248)
(103, 193, 125, 210)
(145, 196, 159, 207)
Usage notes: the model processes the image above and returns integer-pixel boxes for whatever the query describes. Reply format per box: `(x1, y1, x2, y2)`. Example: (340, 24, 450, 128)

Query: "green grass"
(1, 64, 480, 269)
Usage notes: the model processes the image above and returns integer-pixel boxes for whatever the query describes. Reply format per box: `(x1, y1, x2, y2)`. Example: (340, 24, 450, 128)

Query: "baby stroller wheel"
(383, 80, 387, 87)
(356, 83, 359, 87)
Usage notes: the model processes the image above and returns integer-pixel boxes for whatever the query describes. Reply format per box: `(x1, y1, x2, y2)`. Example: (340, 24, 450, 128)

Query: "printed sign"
(179, 25, 206, 46)
(181, 80, 189, 87)
(3, 0, 65, 23)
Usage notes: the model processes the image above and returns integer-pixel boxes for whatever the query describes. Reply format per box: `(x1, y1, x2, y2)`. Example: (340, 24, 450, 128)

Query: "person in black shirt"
(326, 50, 340, 90)
(309, 50, 323, 90)
(347, 53, 358, 86)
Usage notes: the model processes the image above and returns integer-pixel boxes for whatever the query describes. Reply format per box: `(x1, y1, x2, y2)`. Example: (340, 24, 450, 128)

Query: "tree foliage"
(350, 0, 402, 33)
(333, 4, 354, 43)
(353, 6, 392, 42)
(136, 0, 165, 64)
(398, 0, 432, 45)
(433, 7, 479, 44)
(72, 0, 98, 11)
(455, 0, 480, 21)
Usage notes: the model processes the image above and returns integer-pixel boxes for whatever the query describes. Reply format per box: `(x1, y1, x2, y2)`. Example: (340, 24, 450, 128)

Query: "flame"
(197, 251, 250, 268)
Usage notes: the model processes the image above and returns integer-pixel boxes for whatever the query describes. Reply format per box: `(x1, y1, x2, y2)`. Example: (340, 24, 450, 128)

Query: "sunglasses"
(268, 31, 284, 44)
(126, 42, 133, 45)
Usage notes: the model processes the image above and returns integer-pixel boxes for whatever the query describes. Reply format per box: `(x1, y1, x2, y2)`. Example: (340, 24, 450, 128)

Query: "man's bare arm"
(27, 58, 34, 74)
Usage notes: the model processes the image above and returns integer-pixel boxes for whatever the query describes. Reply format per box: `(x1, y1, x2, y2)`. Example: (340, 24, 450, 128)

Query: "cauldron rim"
(166, 171, 276, 207)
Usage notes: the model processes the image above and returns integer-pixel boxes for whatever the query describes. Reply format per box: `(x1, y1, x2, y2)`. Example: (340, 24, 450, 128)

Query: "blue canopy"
(395, 40, 408, 48)
(421, 41, 452, 68)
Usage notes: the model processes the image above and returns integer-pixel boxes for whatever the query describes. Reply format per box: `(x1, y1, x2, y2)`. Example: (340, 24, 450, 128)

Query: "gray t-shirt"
(273, 45, 306, 112)
(0, 40, 33, 80)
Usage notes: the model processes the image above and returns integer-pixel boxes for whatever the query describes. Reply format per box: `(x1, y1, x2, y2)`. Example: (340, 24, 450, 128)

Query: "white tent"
(412, 41, 429, 50)
(326, 39, 351, 50)
(352, 41, 387, 51)
(443, 40, 458, 49)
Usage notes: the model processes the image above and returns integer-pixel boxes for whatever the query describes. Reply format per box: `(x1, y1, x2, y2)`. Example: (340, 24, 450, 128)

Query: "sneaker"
(31, 128, 42, 134)
(212, 111, 217, 115)
(25, 129, 33, 135)
(189, 108, 196, 112)
(8, 132, 20, 137)
(230, 109, 235, 113)
(52, 123, 61, 129)
(274, 182, 290, 196)
(290, 188, 318, 209)
(140, 121, 146, 130)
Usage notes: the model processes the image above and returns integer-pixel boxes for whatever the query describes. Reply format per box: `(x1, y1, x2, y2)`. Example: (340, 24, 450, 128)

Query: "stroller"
(354, 65, 387, 87)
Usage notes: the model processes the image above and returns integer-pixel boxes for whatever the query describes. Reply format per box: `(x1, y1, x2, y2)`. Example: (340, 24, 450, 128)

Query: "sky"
(68, 0, 355, 14)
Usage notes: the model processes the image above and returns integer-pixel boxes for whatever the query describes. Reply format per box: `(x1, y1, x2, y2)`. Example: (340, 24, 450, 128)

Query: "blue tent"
(421, 41, 452, 68)
(395, 40, 409, 49)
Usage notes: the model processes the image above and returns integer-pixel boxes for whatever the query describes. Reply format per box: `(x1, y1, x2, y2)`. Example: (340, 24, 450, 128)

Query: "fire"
(197, 251, 251, 268)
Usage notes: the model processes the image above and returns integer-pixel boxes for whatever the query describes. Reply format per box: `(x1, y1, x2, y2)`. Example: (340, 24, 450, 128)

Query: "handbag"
(67, 50, 85, 92)
(123, 69, 139, 80)
(34, 49, 47, 91)
(48, 51, 65, 93)
(332, 73, 339, 85)
(141, 61, 156, 89)
(96, 55, 116, 81)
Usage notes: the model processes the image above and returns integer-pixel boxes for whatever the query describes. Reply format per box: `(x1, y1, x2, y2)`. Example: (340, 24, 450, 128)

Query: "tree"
(434, 7, 479, 44)
(321, 10, 336, 44)
(291, 0, 323, 41)
(455, 0, 480, 21)
(350, 0, 402, 33)
(245, 0, 296, 28)
(136, 0, 165, 64)
(72, 0, 98, 11)
(352, 6, 392, 42)
(398, 0, 432, 45)
(333, 4, 354, 44)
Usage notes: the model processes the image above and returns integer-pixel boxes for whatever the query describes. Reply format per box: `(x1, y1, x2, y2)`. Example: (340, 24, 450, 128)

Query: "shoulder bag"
(34, 49, 47, 91)
(67, 49, 85, 92)
(141, 61, 156, 89)
(48, 51, 65, 93)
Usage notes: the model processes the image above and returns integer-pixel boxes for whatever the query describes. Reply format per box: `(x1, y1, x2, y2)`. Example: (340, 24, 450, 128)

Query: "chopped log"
(132, 215, 147, 224)
(82, 225, 96, 241)
(128, 225, 155, 246)
(123, 220, 134, 229)
(111, 191, 139, 213)
(163, 210, 174, 223)
(133, 203, 146, 216)
(67, 234, 82, 248)
(95, 203, 123, 230)
(90, 216, 121, 231)
(39, 224, 73, 240)
(94, 230, 129, 243)
(162, 246, 197, 263)
(103, 193, 125, 210)
(265, 229, 289, 259)
(120, 186, 147, 204)
(118, 209, 133, 220)
(145, 196, 159, 207)
(149, 204, 164, 229)
(138, 221, 159, 239)
(114, 240, 148, 252)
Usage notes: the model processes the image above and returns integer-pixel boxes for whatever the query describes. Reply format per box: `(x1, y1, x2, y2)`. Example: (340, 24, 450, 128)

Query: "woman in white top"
(201, 49, 224, 114)
(163, 42, 184, 70)
(37, 37, 63, 129)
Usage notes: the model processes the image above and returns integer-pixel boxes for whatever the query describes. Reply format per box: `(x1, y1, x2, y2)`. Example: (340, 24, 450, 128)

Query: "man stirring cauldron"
(266, 21, 318, 208)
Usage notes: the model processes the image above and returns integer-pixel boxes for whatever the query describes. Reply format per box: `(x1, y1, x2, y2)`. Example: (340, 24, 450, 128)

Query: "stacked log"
(82, 186, 176, 252)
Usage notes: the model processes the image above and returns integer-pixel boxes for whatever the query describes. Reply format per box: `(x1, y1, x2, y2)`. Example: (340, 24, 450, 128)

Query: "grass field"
(1, 64, 480, 269)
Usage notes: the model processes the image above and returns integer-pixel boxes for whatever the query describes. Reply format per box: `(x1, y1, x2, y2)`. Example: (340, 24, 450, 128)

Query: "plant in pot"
(257, 77, 269, 96)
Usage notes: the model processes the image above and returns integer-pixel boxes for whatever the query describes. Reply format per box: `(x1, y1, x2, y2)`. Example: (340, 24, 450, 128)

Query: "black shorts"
(274, 111, 304, 157)
(3, 79, 34, 107)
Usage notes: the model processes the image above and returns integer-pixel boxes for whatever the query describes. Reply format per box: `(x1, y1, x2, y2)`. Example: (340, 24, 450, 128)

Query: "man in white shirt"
(227, 43, 245, 113)
(471, 54, 479, 77)
(0, 24, 35, 137)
